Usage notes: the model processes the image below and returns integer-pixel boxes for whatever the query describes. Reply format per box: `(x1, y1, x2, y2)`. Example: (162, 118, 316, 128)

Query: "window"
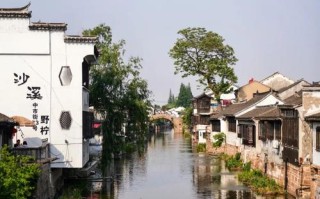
(282, 118, 299, 148)
(281, 109, 298, 118)
(275, 121, 281, 140)
(193, 101, 197, 109)
(200, 99, 210, 109)
(59, 66, 72, 86)
(228, 117, 236, 133)
(316, 127, 320, 152)
(238, 125, 244, 138)
(266, 121, 274, 140)
(59, 111, 72, 130)
(199, 115, 210, 125)
(211, 120, 221, 132)
(259, 122, 266, 141)
(242, 125, 255, 147)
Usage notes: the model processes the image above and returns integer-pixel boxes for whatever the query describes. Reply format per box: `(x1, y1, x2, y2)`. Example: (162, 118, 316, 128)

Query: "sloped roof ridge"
(238, 79, 271, 90)
(0, 3, 31, 18)
(0, 2, 30, 12)
(277, 78, 309, 93)
(222, 91, 274, 116)
(29, 22, 67, 31)
(64, 35, 98, 44)
(255, 104, 278, 108)
(258, 106, 279, 117)
(260, 71, 280, 82)
(260, 71, 294, 83)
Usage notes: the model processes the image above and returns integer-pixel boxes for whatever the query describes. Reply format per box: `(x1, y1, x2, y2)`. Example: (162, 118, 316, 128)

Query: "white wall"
(0, 17, 95, 168)
(0, 19, 50, 54)
(313, 123, 320, 165)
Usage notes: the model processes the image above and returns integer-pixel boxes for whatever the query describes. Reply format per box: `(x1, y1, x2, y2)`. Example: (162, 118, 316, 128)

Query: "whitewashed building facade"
(0, 4, 97, 168)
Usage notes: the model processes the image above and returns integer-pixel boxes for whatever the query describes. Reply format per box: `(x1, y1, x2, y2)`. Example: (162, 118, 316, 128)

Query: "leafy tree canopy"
(0, 145, 40, 199)
(83, 24, 151, 167)
(167, 89, 175, 105)
(169, 27, 238, 101)
(176, 83, 193, 108)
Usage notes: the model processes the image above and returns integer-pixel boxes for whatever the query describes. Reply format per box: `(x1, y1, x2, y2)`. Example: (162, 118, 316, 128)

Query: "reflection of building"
(0, 3, 97, 169)
(192, 155, 254, 198)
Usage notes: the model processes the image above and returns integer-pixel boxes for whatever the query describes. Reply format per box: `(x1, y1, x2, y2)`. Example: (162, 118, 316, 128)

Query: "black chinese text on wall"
(14, 72, 50, 135)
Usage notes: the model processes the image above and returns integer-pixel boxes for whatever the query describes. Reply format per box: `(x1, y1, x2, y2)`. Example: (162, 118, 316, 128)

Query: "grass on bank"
(238, 167, 284, 195)
(221, 153, 284, 196)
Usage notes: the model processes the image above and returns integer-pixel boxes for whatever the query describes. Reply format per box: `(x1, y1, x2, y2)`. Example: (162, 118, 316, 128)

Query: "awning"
(11, 116, 34, 127)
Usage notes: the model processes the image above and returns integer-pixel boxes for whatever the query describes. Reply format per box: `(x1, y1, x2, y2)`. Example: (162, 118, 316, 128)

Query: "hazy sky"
(2, 1, 320, 105)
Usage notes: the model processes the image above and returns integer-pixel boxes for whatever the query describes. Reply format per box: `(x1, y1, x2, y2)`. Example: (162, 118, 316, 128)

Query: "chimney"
(249, 78, 254, 84)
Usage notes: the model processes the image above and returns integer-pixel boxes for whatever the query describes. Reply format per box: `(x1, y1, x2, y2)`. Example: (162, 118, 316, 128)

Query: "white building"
(0, 4, 97, 168)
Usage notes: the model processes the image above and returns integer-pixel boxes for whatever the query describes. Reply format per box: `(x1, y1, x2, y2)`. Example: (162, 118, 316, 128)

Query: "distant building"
(260, 72, 294, 92)
(235, 80, 271, 102)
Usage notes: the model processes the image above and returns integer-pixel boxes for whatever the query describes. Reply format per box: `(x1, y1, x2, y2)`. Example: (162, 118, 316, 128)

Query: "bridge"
(149, 113, 183, 133)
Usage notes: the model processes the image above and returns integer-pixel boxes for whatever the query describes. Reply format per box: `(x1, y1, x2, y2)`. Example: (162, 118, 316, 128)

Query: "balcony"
(11, 143, 55, 164)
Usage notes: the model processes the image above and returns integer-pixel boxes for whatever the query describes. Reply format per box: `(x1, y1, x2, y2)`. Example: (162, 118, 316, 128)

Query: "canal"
(91, 129, 293, 199)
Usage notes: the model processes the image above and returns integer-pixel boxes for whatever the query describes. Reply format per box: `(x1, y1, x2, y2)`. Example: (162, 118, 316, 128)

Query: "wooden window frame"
(316, 127, 320, 152)
(211, 120, 221, 132)
(228, 117, 236, 133)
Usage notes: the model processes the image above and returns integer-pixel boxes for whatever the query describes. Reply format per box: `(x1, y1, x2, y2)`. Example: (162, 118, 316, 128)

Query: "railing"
(11, 143, 51, 164)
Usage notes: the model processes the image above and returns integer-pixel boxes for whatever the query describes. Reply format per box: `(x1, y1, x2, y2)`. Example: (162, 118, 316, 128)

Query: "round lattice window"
(59, 111, 72, 130)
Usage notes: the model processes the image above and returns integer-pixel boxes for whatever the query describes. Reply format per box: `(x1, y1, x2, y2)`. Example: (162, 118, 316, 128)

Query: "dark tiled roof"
(192, 92, 211, 101)
(64, 35, 98, 44)
(277, 79, 309, 93)
(222, 92, 271, 116)
(210, 113, 222, 119)
(284, 91, 302, 106)
(305, 112, 320, 121)
(29, 22, 67, 31)
(237, 105, 281, 120)
(209, 105, 223, 120)
(0, 3, 31, 18)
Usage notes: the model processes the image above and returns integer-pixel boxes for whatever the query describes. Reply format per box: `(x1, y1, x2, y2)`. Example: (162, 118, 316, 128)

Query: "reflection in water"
(91, 129, 291, 199)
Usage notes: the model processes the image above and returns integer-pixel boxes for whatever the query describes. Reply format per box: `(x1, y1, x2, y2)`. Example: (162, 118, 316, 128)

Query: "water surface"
(93, 129, 292, 199)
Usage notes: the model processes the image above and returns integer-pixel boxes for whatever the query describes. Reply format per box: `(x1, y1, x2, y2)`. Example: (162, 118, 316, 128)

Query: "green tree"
(83, 24, 151, 168)
(169, 27, 238, 101)
(182, 106, 193, 128)
(124, 77, 151, 149)
(0, 145, 40, 199)
(176, 83, 193, 108)
(167, 89, 175, 105)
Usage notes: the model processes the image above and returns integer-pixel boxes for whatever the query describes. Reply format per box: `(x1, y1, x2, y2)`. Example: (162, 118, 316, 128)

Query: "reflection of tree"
(193, 156, 217, 197)
(226, 190, 237, 199)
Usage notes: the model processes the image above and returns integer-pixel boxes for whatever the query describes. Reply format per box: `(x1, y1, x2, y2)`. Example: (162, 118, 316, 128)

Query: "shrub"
(225, 153, 243, 170)
(242, 161, 251, 171)
(0, 145, 41, 199)
(196, 143, 206, 152)
(212, 132, 225, 147)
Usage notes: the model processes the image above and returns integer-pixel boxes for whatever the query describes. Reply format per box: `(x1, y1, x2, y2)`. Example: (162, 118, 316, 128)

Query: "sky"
(2, 1, 320, 105)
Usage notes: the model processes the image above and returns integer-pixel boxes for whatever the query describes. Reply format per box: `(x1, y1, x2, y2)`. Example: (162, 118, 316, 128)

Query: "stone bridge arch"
(150, 114, 182, 133)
